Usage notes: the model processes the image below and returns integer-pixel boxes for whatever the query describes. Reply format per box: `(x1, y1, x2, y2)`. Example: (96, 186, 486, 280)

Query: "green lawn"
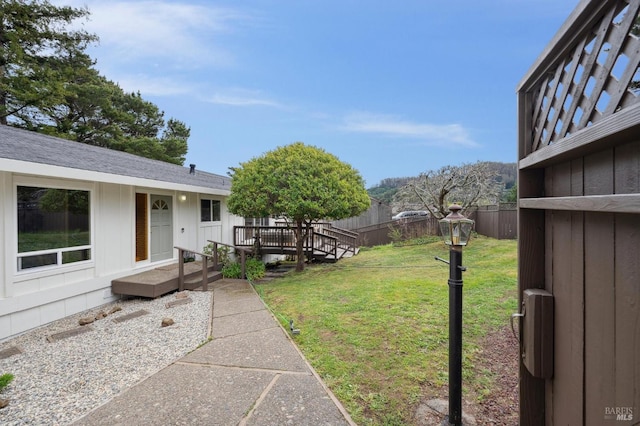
(254, 235, 517, 425)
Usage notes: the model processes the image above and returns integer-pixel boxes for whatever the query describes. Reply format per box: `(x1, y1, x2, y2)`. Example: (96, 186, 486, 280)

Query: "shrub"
(245, 258, 266, 281)
(221, 257, 266, 281)
(0, 373, 14, 392)
(202, 243, 231, 266)
(222, 262, 242, 278)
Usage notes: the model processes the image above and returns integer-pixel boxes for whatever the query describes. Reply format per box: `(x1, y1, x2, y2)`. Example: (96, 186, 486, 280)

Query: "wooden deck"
(111, 261, 222, 298)
(233, 224, 359, 263)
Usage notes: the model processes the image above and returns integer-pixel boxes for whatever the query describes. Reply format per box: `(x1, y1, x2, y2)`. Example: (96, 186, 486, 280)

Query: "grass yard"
(254, 235, 518, 425)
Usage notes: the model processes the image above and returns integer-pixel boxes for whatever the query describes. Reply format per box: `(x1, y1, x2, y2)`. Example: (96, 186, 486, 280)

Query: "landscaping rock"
(0, 398, 8, 409)
(94, 311, 107, 320)
(175, 292, 188, 299)
(79, 317, 95, 326)
(108, 306, 122, 315)
(161, 318, 175, 327)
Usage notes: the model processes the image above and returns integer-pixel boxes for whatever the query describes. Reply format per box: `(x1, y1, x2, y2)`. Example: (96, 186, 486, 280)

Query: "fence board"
(614, 144, 640, 414)
(614, 214, 640, 414)
(549, 210, 584, 425)
(584, 213, 616, 423)
(518, 207, 547, 426)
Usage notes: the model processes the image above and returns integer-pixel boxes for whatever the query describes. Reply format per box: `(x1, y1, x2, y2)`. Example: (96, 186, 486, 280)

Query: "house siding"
(0, 172, 240, 341)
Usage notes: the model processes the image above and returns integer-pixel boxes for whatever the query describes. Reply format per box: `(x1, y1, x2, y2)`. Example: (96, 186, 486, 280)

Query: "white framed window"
(245, 217, 270, 226)
(17, 185, 91, 271)
(201, 199, 221, 222)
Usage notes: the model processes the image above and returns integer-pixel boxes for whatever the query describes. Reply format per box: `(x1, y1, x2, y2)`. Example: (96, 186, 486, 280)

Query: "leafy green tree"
(227, 142, 370, 271)
(107, 91, 189, 165)
(0, 0, 96, 125)
(0, 0, 189, 165)
(502, 183, 517, 203)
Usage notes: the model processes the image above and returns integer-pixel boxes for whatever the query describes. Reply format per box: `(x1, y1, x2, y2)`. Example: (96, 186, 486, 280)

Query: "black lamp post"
(438, 204, 474, 426)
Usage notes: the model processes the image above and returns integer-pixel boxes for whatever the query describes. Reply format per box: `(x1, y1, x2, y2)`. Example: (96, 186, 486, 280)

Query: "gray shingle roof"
(0, 125, 231, 190)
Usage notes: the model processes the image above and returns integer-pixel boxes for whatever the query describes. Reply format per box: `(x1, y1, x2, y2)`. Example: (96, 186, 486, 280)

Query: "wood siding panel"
(614, 144, 640, 415)
(614, 213, 640, 415)
(614, 140, 640, 194)
(584, 212, 616, 424)
(549, 209, 585, 425)
(518, 207, 547, 426)
(584, 149, 613, 196)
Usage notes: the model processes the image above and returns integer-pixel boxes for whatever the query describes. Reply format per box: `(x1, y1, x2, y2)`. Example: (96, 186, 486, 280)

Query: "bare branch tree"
(395, 162, 502, 218)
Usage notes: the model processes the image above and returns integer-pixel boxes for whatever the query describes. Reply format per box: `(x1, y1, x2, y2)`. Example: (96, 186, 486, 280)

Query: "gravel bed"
(0, 290, 212, 425)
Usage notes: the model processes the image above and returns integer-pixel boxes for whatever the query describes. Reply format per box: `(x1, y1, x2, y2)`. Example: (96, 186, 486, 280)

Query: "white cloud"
(55, 0, 254, 69)
(343, 112, 478, 148)
(205, 89, 281, 108)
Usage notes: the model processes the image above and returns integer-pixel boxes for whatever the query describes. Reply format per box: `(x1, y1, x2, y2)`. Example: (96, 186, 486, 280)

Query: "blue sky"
(58, 0, 579, 187)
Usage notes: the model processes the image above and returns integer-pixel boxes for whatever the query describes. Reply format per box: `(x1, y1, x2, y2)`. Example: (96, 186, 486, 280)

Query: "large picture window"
(201, 199, 221, 222)
(17, 186, 91, 271)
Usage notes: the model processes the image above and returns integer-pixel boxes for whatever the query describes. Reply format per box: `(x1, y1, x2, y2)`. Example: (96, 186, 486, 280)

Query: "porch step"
(111, 261, 223, 298)
(184, 270, 223, 289)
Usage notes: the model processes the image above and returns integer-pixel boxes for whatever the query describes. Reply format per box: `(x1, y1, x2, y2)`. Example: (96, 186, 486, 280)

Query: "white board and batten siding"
(0, 170, 240, 341)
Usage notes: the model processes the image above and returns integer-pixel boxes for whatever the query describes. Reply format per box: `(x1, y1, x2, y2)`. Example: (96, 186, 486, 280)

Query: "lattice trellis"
(529, 0, 640, 152)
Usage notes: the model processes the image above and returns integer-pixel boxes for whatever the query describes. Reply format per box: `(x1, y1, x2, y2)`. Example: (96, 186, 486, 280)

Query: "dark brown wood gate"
(518, 0, 640, 424)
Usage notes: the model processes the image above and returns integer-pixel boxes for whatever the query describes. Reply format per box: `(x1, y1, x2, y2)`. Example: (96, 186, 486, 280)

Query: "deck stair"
(111, 242, 247, 298)
(233, 222, 359, 263)
(111, 261, 221, 298)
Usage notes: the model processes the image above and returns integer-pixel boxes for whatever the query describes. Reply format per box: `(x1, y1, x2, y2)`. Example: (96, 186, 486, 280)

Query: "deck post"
(240, 250, 246, 279)
(202, 255, 208, 291)
(213, 243, 218, 269)
(178, 249, 185, 292)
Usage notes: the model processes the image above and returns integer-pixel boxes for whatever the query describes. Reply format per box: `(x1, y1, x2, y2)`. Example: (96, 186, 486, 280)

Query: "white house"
(0, 125, 243, 341)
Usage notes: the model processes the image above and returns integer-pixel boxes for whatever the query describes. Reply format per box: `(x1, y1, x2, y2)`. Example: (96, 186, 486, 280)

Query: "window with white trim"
(245, 217, 270, 226)
(200, 199, 221, 222)
(17, 186, 91, 271)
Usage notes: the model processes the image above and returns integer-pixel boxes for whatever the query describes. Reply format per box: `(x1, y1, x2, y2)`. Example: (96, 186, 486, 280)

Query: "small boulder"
(79, 317, 95, 326)
(94, 311, 107, 320)
(108, 306, 122, 315)
(0, 398, 9, 409)
(161, 318, 175, 327)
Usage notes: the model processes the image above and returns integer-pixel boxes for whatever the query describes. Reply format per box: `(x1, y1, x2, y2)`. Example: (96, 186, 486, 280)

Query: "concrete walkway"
(73, 279, 354, 425)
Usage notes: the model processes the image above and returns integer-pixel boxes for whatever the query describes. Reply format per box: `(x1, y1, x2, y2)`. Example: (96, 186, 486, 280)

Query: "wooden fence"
(355, 204, 516, 247)
(473, 203, 517, 240)
(517, 1, 640, 424)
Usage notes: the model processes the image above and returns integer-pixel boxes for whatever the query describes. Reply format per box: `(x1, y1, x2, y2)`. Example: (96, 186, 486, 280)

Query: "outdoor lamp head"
(439, 204, 474, 246)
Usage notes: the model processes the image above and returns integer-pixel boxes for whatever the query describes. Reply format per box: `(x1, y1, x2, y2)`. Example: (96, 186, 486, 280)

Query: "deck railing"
(319, 225, 358, 254)
(206, 240, 251, 279)
(174, 246, 213, 292)
(311, 231, 338, 258)
(234, 226, 298, 250)
(175, 241, 251, 290)
(234, 225, 347, 261)
(273, 221, 358, 253)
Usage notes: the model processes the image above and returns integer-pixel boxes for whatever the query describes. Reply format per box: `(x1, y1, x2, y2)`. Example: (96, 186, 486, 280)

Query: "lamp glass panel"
(439, 220, 452, 245)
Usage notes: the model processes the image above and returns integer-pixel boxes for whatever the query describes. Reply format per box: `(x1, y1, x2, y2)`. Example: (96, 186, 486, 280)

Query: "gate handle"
(510, 312, 524, 341)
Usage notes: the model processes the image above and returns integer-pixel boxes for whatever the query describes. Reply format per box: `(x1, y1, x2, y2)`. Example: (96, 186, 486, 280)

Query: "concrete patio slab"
(213, 296, 266, 318)
(212, 309, 278, 339)
(71, 279, 355, 426)
(246, 373, 351, 426)
(73, 363, 275, 426)
(182, 327, 310, 372)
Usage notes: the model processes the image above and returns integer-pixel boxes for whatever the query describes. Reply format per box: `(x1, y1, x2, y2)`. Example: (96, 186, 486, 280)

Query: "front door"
(150, 195, 173, 262)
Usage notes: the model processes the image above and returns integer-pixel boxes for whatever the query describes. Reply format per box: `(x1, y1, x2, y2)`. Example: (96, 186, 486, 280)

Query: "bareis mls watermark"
(604, 407, 633, 421)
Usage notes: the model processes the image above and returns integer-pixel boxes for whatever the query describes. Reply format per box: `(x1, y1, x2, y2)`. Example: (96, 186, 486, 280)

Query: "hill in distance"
(367, 161, 517, 205)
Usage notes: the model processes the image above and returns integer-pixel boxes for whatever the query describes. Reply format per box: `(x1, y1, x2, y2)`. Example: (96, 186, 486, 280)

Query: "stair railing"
(174, 246, 212, 292)
(206, 240, 252, 280)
